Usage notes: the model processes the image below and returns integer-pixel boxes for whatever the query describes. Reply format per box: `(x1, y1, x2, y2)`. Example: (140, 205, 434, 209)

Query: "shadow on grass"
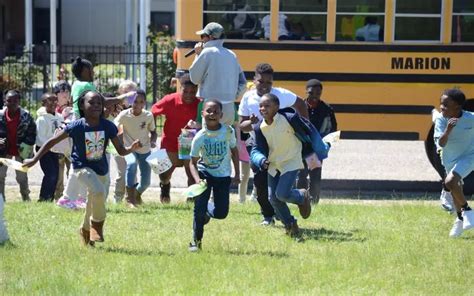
(0, 240, 16, 249)
(226, 250, 289, 258)
(107, 204, 193, 215)
(300, 227, 366, 243)
(99, 246, 176, 257)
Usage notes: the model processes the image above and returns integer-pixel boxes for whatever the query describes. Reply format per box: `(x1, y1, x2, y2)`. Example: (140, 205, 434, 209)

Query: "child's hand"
(22, 158, 37, 168)
(250, 114, 259, 124)
(261, 160, 269, 170)
(150, 140, 157, 148)
(129, 140, 142, 151)
(447, 118, 458, 131)
(187, 120, 199, 129)
(231, 176, 241, 186)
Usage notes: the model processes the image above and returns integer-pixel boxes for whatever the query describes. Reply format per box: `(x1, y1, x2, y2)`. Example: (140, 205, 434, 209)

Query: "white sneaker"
(440, 190, 454, 213)
(462, 209, 474, 230)
(251, 189, 258, 203)
(449, 218, 464, 238)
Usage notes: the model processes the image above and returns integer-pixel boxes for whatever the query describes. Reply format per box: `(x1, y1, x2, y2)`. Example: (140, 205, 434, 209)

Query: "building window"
(151, 12, 174, 36)
(394, 0, 442, 42)
(278, 0, 327, 41)
(203, 0, 270, 40)
(336, 0, 385, 42)
(452, 0, 474, 42)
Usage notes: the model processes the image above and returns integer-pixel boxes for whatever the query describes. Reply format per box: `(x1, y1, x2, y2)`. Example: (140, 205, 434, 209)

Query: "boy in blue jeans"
(188, 100, 240, 252)
(434, 88, 474, 237)
(250, 93, 313, 238)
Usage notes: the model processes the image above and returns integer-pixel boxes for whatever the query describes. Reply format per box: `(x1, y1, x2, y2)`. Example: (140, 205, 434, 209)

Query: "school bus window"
(335, 0, 385, 42)
(203, 0, 270, 40)
(452, 0, 474, 42)
(394, 0, 442, 41)
(277, 0, 327, 41)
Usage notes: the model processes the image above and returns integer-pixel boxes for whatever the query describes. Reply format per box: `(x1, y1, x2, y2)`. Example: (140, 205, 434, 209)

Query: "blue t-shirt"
(190, 125, 236, 177)
(64, 117, 118, 176)
(434, 110, 474, 168)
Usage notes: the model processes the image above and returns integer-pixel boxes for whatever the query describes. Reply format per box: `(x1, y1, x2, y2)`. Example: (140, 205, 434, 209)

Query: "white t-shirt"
(238, 87, 297, 120)
(261, 14, 289, 39)
(114, 109, 156, 154)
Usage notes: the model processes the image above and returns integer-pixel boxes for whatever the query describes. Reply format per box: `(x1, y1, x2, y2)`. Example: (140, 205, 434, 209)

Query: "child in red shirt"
(151, 74, 200, 203)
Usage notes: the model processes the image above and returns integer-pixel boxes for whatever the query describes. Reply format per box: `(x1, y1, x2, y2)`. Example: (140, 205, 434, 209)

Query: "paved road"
(4, 140, 441, 192)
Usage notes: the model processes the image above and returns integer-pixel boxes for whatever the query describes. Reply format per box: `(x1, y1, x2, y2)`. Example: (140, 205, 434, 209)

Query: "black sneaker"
(188, 240, 202, 252)
(310, 194, 320, 205)
(160, 183, 171, 204)
(204, 214, 211, 225)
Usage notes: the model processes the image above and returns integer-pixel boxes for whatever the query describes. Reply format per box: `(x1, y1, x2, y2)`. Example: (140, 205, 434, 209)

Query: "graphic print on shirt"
(200, 138, 227, 169)
(85, 130, 105, 161)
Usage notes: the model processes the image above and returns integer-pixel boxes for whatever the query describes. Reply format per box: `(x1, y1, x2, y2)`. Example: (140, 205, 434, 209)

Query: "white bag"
(0, 194, 9, 244)
(146, 149, 173, 175)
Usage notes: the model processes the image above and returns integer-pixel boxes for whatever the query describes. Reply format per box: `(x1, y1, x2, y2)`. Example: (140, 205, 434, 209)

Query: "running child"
(188, 99, 240, 252)
(52, 80, 73, 200)
(250, 93, 313, 238)
(57, 57, 134, 208)
(151, 74, 200, 203)
(296, 79, 337, 205)
(24, 90, 141, 246)
(115, 89, 157, 207)
(434, 88, 474, 237)
(111, 80, 138, 204)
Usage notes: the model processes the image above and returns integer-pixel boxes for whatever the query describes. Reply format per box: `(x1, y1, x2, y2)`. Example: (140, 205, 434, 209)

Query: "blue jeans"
(38, 147, 59, 200)
(193, 170, 231, 241)
(268, 170, 304, 226)
(125, 151, 151, 193)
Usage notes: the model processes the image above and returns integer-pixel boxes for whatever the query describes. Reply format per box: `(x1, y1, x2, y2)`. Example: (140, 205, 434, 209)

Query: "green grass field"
(1, 191, 473, 295)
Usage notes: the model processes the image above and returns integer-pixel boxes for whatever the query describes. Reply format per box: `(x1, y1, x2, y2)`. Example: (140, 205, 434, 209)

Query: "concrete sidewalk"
(4, 140, 441, 194)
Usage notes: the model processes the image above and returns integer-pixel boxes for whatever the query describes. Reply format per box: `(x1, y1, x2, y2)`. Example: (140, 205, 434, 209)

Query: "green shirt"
(71, 81, 96, 116)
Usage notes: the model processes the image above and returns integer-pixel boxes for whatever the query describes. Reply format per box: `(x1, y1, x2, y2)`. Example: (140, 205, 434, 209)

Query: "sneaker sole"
(463, 223, 474, 231)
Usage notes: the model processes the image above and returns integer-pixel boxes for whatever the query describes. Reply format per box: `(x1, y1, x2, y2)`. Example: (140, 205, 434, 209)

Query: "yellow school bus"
(175, 0, 474, 145)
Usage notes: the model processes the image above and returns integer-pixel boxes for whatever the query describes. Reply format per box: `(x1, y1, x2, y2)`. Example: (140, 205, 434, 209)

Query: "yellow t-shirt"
(260, 113, 303, 177)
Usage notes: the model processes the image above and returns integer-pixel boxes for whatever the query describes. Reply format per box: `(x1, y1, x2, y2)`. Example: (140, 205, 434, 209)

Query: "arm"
(236, 70, 247, 98)
(104, 91, 136, 109)
(35, 118, 49, 146)
(230, 146, 240, 185)
(23, 130, 69, 168)
(23, 113, 37, 146)
(438, 118, 458, 147)
(189, 53, 207, 85)
(189, 156, 201, 184)
(292, 96, 309, 119)
(330, 109, 338, 132)
(150, 130, 157, 148)
(239, 115, 258, 133)
(111, 136, 141, 156)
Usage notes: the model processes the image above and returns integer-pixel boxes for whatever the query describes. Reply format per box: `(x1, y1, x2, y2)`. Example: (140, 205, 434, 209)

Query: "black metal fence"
(0, 42, 176, 112)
